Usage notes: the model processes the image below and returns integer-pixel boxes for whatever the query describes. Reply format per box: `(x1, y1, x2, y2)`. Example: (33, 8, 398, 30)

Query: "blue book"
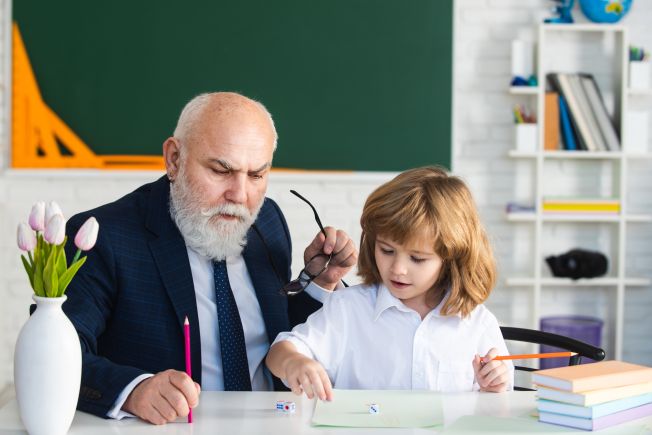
(558, 94, 577, 151)
(537, 392, 652, 419)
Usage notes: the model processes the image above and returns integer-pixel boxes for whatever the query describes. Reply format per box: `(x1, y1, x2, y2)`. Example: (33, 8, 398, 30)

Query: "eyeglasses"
(279, 190, 347, 296)
(280, 252, 333, 296)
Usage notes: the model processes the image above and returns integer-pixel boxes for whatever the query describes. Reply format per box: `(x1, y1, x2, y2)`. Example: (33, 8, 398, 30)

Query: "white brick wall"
(1, 1, 651, 390)
(454, 0, 652, 366)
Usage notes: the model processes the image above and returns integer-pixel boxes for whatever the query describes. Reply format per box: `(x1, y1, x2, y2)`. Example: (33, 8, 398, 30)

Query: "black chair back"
(500, 326, 606, 391)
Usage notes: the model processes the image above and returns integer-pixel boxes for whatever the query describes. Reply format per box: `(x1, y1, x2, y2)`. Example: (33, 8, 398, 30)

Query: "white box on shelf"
(511, 40, 534, 78)
(629, 62, 650, 90)
(626, 111, 649, 154)
(515, 123, 538, 152)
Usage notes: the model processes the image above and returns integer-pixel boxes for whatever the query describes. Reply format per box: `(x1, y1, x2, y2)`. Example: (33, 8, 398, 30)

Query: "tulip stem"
(27, 251, 34, 267)
(73, 249, 82, 264)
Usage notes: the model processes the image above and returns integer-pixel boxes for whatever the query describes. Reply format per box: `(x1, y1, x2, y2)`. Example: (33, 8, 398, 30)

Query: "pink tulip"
(28, 202, 45, 232)
(45, 201, 64, 224)
(44, 214, 65, 245)
(17, 223, 37, 251)
(74, 217, 99, 251)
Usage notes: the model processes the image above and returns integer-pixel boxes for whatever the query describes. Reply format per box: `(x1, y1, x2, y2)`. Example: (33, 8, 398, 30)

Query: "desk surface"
(0, 390, 537, 434)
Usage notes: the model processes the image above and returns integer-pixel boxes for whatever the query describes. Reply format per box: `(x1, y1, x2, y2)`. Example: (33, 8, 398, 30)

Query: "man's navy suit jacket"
(62, 176, 321, 417)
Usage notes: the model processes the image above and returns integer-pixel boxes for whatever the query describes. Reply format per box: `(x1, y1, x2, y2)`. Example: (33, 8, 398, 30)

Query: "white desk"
(0, 391, 537, 434)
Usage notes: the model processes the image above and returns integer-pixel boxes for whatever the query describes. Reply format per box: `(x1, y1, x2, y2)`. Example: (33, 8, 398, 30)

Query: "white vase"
(14, 295, 81, 435)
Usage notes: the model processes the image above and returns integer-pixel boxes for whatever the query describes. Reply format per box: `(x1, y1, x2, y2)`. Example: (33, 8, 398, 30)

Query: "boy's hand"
(472, 348, 509, 393)
(283, 353, 333, 401)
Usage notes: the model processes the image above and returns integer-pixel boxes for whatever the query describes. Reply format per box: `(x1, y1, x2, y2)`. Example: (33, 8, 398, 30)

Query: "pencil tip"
(184, 316, 189, 324)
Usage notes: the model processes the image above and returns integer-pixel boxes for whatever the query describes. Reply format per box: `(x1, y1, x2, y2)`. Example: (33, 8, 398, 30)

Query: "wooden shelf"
(506, 277, 650, 287)
(628, 88, 652, 96)
(509, 150, 652, 159)
(506, 213, 652, 223)
(509, 86, 539, 95)
(508, 150, 623, 159)
(541, 23, 625, 33)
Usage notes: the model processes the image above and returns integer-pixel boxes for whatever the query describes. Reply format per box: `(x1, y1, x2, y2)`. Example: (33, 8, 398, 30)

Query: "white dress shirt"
(273, 282, 514, 392)
(108, 247, 330, 419)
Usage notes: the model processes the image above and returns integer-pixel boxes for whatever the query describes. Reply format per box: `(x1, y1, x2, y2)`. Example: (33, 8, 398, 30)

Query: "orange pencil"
(485, 351, 577, 362)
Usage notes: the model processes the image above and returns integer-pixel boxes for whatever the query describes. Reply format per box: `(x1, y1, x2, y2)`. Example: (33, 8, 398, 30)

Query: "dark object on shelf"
(544, 0, 575, 24)
(545, 248, 608, 280)
(510, 76, 529, 86)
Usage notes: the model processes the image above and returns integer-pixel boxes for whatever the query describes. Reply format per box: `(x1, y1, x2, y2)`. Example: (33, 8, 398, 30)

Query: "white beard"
(169, 174, 263, 261)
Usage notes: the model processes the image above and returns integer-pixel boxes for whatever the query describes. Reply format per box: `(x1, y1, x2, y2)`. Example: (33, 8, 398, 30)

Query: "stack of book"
(534, 361, 652, 431)
(547, 72, 620, 152)
(542, 198, 620, 215)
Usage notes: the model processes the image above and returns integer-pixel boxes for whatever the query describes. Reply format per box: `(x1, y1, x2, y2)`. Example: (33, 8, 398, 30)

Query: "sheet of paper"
(311, 389, 443, 428)
(441, 415, 583, 434)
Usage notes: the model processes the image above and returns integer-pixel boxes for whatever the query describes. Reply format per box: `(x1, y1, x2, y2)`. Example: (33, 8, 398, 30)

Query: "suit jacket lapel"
(146, 177, 202, 384)
(242, 224, 289, 345)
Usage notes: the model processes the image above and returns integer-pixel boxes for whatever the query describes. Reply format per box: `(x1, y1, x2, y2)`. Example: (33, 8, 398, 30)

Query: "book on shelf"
(539, 402, 652, 431)
(542, 204, 619, 213)
(536, 381, 652, 407)
(533, 361, 652, 393)
(537, 393, 652, 419)
(569, 73, 608, 151)
(542, 197, 620, 213)
(580, 73, 621, 151)
(542, 197, 620, 204)
(558, 94, 578, 151)
(544, 92, 560, 151)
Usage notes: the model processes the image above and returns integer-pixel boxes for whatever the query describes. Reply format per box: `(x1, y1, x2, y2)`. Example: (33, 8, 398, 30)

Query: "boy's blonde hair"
(358, 166, 496, 318)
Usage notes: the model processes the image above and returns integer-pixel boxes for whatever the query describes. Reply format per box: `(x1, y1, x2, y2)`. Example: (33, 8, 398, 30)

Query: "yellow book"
(542, 203, 620, 213)
(542, 197, 619, 205)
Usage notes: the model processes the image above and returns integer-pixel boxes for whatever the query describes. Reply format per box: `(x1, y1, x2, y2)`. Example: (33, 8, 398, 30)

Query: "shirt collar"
(373, 284, 407, 320)
(373, 284, 465, 321)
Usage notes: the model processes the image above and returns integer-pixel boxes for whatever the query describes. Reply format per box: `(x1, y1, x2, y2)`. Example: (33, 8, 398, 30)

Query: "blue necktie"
(213, 260, 252, 391)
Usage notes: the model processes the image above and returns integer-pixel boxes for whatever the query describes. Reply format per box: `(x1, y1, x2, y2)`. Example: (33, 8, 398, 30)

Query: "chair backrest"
(500, 326, 606, 391)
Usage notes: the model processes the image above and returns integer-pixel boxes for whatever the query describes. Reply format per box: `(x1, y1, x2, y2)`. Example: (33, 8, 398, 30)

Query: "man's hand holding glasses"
(280, 191, 357, 295)
(303, 227, 356, 290)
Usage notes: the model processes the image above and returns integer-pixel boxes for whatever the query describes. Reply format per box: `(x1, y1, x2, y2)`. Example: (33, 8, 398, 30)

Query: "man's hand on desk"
(122, 369, 201, 425)
(472, 348, 510, 393)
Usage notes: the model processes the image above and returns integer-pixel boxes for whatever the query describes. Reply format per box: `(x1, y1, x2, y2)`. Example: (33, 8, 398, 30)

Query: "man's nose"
(224, 174, 247, 204)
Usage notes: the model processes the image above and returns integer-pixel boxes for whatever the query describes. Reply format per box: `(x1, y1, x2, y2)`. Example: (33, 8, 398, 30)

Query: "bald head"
(173, 92, 278, 151)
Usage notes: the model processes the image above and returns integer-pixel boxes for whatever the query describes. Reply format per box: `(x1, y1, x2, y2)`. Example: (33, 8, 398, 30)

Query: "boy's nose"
(390, 258, 408, 276)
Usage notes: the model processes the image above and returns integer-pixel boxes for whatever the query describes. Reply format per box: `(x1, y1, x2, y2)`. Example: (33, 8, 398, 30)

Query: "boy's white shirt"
(273, 282, 514, 392)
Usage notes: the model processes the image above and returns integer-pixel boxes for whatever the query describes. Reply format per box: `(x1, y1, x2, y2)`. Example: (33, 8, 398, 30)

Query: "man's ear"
(163, 137, 180, 181)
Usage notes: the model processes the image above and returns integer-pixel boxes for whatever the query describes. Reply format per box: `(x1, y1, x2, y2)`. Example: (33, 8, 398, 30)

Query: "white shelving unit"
(506, 24, 651, 360)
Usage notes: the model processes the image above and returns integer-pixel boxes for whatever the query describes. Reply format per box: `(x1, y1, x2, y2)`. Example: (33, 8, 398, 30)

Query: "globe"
(579, 0, 633, 23)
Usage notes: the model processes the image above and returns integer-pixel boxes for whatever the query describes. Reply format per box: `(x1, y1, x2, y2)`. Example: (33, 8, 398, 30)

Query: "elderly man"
(63, 92, 357, 424)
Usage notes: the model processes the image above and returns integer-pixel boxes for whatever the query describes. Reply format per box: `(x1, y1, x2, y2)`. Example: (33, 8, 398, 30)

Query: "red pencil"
(184, 316, 193, 423)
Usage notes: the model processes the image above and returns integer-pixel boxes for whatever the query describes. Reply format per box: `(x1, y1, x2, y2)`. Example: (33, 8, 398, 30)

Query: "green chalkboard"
(14, 1, 452, 171)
